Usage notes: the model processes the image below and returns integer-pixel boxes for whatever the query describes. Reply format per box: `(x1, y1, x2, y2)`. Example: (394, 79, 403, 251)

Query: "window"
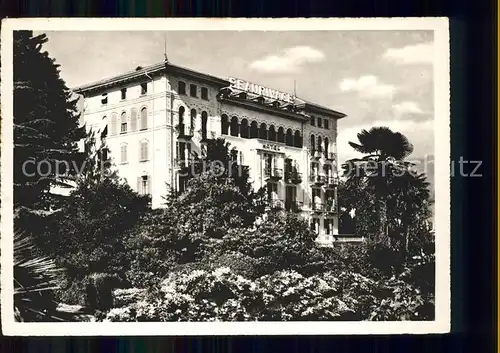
(190, 109, 197, 132)
(190, 84, 197, 97)
(250, 121, 258, 138)
(178, 81, 186, 95)
(141, 83, 148, 95)
(121, 88, 127, 100)
(201, 87, 208, 100)
(285, 129, 293, 146)
(268, 126, 276, 141)
(317, 117, 322, 128)
(259, 123, 267, 140)
(285, 185, 297, 211)
(178, 175, 188, 193)
(176, 141, 191, 161)
(130, 109, 137, 132)
(324, 219, 334, 235)
(101, 93, 108, 105)
(138, 175, 150, 195)
(311, 161, 319, 176)
(324, 137, 329, 157)
(120, 144, 128, 164)
(230, 116, 239, 137)
(221, 114, 229, 135)
(110, 113, 118, 135)
(324, 119, 329, 130)
(201, 111, 208, 140)
(277, 127, 285, 143)
(140, 140, 149, 161)
(267, 181, 278, 201)
(240, 119, 249, 138)
(294, 130, 302, 148)
(312, 187, 321, 204)
(140, 107, 148, 130)
(317, 136, 323, 152)
(310, 116, 315, 126)
(120, 112, 127, 133)
(311, 218, 320, 234)
(310, 134, 315, 151)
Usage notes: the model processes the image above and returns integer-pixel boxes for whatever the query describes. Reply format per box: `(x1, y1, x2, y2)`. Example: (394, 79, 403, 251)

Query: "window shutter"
(147, 176, 152, 195)
(141, 108, 148, 130)
(131, 110, 137, 131)
(137, 177, 141, 194)
(144, 141, 148, 160)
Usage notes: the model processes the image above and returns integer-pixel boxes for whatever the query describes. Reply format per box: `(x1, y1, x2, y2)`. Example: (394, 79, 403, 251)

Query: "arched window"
(221, 114, 229, 135)
(250, 121, 258, 138)
(190, 109, 197, 132)
(324, 137, 329, 157)
(294, 130, 302, 148)
(268, 125, 276, 141)
(310, 134, 316, 151)
(317, 136, 323, 152)
(139, 140, 149, 161)
(120, 112, 127, 133)
(259, 123, 267, 140)
(201, 111, 208, 140)
(110, 113, 118, 136)
(140, 107, 148, 130)
(179, 106, 185, 126)
(277, 127, 285, 143)
(240, 119, 249, 138)
(230, 116, 239, 137)
(285, 129, 293, 146)
(130, 109, 137, 132)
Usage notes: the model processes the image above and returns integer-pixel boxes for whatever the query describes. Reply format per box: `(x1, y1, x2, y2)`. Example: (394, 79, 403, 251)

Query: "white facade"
(74, 61, 347, 244)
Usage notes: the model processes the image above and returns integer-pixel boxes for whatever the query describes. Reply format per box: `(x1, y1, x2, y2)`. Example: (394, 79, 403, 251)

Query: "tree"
(344, 127, 414, 242)
(14, 31, 86, 210)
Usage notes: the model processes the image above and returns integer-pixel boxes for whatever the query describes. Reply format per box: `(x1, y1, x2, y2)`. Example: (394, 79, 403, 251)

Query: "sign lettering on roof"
(229, 77, 295, 104)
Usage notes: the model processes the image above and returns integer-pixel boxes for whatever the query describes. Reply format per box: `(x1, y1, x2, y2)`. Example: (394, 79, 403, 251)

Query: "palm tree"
(345, 127, 414, 242)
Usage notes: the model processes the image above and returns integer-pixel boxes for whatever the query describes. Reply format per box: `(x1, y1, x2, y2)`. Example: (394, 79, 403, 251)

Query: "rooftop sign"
(229, 77, 295, 104)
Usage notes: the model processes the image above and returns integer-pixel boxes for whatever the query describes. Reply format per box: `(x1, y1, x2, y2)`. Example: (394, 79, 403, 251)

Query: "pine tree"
(14, 31, 86, 210)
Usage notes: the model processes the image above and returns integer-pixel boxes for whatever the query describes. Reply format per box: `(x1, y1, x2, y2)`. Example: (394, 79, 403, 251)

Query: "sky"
(39, 30, 435, 165)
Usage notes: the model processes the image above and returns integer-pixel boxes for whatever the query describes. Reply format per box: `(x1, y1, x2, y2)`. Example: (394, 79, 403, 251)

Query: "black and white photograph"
(1, 18, 450, 335)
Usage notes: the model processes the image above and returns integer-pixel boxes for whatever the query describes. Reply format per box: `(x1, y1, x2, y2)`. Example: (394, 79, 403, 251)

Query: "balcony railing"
(326, 152, 337, 161)
(177, 124, 194, 139)
(264, 167, 283, 181)
(269, 199, 285, 210)
(284, 171, 302, 184)
(310, 150, 322, 160)
(325, 201, 337, 213)
(309, 174, 326, 186)
(285, 200, 303, 212)
(310, 202, 324, 212)
(326, 176, 339, 187)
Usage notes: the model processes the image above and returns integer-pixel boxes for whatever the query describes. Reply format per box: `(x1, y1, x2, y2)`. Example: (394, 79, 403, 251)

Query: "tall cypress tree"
(14, 31, 86, 210)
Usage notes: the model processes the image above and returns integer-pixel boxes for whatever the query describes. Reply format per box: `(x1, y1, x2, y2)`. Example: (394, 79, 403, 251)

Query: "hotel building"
(73, 60, 347, 244)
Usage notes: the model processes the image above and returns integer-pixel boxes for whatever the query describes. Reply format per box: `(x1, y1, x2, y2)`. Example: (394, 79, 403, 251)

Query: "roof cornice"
(72, 61, 229, 96)
(294, 101, 347, 119)
(219, 96, 309, 122)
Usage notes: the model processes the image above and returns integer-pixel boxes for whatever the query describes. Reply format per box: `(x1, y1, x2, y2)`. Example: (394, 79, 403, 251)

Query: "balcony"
(326, 176, 339, 188)
(264, 167, 283, 181)
(326, 152, 337, 161)
(325, 201, 337, 213)
(310, 150, 322, 160)
(174, 158, 195, 170)
(309, 174, 326, 186)
(284, 171, 302, 184)
(310, 202, 324, 213)
(285, 200, 303, 213)
(200, 130, 216, 143)
(176, 124, 194, 140)
(269, 199, 285, 210)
